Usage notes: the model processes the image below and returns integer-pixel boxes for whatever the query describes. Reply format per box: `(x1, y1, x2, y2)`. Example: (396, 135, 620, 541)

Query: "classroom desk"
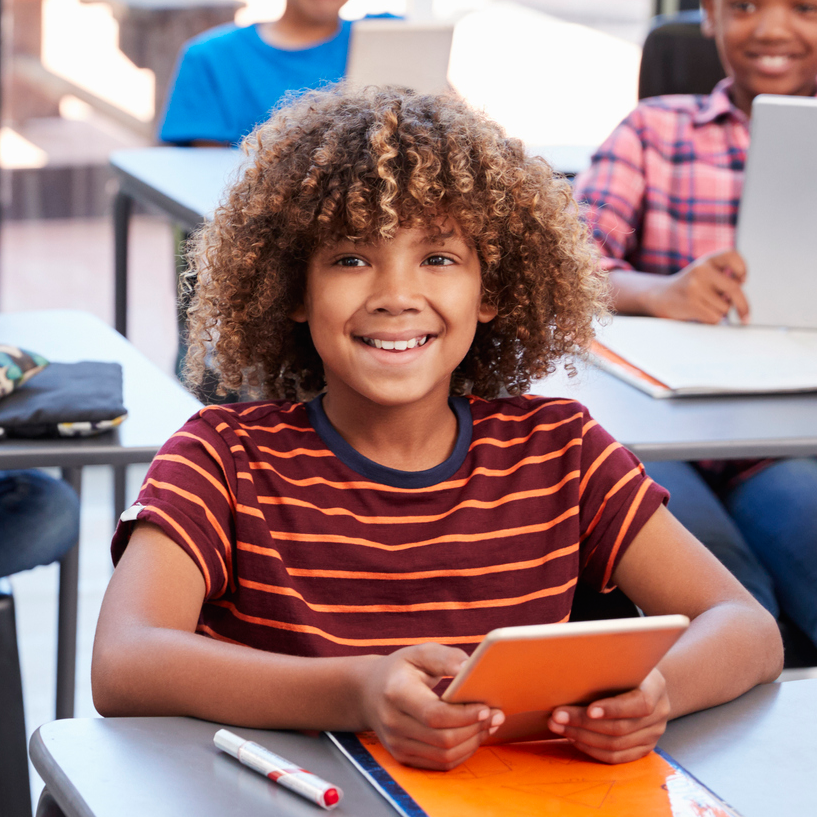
(529, 364, 817, 462)
(110, 147, 246, 337)
(29, 679, 817, 817)
(108, 145, 595, 337)
(0, 310, 202, 719)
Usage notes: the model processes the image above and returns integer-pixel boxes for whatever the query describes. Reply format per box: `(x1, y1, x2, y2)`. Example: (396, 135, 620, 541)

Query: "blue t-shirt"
(159, 21, 354, 146)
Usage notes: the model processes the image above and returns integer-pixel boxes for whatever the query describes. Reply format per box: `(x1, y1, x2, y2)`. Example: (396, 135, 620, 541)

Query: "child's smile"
(292, 223, 496, 423)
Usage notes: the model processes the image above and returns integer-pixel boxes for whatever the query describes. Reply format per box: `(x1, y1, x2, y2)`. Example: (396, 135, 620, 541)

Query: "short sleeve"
(111, 414, 238, 599)
(575, 412, 668, 592)
(158, 43, 232, 145)
(573, 112, 647, 273)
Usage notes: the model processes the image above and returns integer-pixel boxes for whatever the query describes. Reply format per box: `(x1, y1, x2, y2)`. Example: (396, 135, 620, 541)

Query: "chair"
(0, 578, 33, 817)
(638, 10, 726, 100)
(570, 582, 640, 622)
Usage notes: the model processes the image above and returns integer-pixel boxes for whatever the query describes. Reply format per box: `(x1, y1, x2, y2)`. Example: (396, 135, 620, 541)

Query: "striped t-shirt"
(112, 394, 668, 657)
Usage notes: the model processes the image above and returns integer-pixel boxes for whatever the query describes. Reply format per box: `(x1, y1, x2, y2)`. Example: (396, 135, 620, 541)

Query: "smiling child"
(574, 0, 817, 654)
(92, 85, 782, 771)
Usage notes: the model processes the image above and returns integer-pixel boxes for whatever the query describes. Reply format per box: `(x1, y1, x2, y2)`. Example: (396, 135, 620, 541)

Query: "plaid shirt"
(574, 78, 751, 276)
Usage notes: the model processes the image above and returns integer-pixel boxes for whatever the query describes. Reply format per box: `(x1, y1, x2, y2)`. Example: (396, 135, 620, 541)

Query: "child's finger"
(569, 733, 660, 765)
(405, 642, 471, 687)
(710, 249, 747, 283)
(385, 722, 494, 771)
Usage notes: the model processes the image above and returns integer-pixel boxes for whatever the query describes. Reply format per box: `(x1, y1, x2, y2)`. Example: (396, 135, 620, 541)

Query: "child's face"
(702, 0, 817, 115)
(292, 223, 497, 413)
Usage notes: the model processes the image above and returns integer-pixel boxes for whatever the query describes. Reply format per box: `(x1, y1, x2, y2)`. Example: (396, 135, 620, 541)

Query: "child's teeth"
(365, 335, 428, 350)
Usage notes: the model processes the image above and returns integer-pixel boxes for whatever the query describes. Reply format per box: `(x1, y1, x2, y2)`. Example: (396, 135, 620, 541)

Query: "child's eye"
(335, 256, 367, 268)
(423, 255, 455, 267)
(796, 3, 817, 14)
(729, 1, 755, 11)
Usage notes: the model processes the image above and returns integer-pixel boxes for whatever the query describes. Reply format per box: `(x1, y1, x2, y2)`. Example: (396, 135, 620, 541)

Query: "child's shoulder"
(624, 93, 712, 130)
(184, 21, 254, 53)
(175, 399, 311, 445)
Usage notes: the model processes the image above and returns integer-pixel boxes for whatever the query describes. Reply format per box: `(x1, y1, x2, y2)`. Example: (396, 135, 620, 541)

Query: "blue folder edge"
(327, 732, 426, 817)
(327, 733, 744, 817)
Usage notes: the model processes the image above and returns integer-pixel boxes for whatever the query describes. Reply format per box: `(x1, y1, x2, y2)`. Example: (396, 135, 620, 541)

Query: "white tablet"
(346, 19, 455, 96)
(442, 615, 689, 744)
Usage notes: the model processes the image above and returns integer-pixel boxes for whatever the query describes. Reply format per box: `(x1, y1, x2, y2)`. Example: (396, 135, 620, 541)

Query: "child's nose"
(754, 6, 794, 40)
(367, 266, 424, 314)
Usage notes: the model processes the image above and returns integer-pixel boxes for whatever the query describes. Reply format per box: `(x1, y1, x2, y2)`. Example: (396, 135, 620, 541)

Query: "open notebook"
(591, 317, 817, 398)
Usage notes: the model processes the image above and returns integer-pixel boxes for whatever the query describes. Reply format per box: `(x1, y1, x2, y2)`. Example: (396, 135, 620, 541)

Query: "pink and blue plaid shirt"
(574, 77, 754, 276)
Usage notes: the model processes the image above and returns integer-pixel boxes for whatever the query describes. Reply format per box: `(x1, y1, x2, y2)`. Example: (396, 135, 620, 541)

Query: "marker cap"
(214, 729, 246, 757)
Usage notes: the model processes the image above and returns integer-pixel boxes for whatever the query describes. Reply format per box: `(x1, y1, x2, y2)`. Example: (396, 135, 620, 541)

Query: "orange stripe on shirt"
(237, 576, 578, 614)
(208, 600, 487, 647)
(469, 412, 584, 450)
(579, 442, 622, 497)
(287, 542, 579, 580)
(268, 507, 578, 550)
(601, 477, 654, 589)
(246, 438, 583, 495)
(581, 466, 642, 543)
(255, 473, 579, 525)
(152, 453, 235, 509)
(471, 399, 577, 427)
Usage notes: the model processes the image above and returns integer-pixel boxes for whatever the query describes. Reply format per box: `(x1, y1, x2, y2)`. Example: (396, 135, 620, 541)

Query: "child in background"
(159, 0, 390, 146)
(573, 0, 817, 651)
(93, 84, 781, 771)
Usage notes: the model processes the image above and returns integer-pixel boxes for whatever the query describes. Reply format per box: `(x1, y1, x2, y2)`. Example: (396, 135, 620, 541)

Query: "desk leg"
(113, 188, 133, 337)
(113, 465, 127, 531)
(55, 467, 82, 721)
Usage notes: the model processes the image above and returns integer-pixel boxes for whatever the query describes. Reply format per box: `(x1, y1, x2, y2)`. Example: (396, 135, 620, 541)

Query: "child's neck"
(257, 14, 340, 50)
(321, 392, 460, 473)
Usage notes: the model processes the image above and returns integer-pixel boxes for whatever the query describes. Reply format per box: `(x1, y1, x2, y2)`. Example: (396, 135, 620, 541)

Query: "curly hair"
(184, 83, 606, 400)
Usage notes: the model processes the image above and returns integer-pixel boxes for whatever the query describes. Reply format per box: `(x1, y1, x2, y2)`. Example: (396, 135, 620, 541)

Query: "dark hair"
(185, 84, 605, 400)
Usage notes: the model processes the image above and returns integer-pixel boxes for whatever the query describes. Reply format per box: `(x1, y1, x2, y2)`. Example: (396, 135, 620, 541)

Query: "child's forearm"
(657, 599, 783, 720)
(92, 624, 376, 730)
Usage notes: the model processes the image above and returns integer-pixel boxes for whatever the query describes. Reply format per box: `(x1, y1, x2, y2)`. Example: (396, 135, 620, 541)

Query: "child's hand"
(359, 643, 505, 770)
(647, 249, 749, 324)
(546, 668, 670, 764)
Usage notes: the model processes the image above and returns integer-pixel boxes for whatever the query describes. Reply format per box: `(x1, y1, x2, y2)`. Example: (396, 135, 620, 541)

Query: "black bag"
(0, 361, 127, 439)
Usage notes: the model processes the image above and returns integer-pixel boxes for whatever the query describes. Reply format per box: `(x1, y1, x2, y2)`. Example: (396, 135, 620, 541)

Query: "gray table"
(0, 309, 202, 718)
(529, 363, 817, 462)
(29, 679, 817, 817)
(110, 147, 246, 336)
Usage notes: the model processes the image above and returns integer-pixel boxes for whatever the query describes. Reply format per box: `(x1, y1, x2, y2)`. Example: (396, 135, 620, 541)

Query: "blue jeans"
(644, 459, 817, 647)
(0, 470, 80, 577)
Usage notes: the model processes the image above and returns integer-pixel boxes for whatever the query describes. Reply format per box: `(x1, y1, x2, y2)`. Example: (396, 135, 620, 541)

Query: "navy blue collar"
(306, 395, 472, 488)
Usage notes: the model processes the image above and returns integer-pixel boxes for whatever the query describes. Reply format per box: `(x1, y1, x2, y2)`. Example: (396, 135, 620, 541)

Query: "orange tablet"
(442, 615, 689, 744)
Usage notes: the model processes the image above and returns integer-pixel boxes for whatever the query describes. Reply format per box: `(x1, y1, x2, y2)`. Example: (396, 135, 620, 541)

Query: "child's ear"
(700, 0, 715, 38)
(478, 300, 498, 323)
(290, 304, 308, 323)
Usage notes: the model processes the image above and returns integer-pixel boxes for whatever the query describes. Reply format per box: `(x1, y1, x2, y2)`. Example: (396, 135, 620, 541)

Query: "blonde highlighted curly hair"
(185, 83, 606, 400)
